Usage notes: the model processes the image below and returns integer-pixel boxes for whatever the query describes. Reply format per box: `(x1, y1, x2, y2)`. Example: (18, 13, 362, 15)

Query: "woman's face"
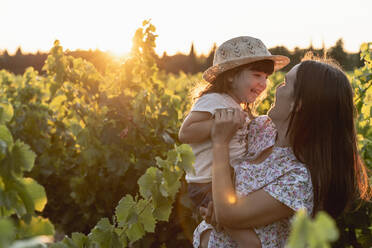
(230, 68, 268, 103)
(268, 64, 299, 122)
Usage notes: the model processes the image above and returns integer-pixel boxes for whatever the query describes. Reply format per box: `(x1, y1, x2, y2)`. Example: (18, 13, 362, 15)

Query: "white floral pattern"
(193, 115, 314, 248)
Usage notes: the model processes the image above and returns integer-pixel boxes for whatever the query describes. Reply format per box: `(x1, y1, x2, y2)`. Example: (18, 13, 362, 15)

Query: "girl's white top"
(185, 93, 250, 183)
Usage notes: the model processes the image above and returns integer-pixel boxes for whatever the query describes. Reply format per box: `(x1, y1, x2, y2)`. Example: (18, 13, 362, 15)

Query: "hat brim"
(202, 55, 290, 83)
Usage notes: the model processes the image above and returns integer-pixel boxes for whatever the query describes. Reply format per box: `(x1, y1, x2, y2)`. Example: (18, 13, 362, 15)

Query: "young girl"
(179, 36, 289, 247)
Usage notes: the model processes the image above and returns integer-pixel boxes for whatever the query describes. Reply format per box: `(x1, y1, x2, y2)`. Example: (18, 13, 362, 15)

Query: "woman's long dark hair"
(286, 59, 371, 218)
(195, 60, 274, 117)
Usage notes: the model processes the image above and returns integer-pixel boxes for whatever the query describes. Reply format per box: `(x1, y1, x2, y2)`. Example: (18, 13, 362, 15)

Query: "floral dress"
(193, 115, 314, 248)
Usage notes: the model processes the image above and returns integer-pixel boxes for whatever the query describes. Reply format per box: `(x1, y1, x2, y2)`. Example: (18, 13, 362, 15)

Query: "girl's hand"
(211, 108, 246, 146)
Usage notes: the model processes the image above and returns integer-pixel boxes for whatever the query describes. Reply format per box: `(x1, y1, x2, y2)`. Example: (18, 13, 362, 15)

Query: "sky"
(1, 0, 371, 57)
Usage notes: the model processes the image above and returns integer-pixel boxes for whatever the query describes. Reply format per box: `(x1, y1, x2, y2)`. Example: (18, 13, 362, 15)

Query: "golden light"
(106, 40, 133, 59)
(227, 194, 237, 204)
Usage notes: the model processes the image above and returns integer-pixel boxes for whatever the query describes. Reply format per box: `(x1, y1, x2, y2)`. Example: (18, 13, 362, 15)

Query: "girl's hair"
(193, 60, 274, 116)
(286, 59, 371, 218)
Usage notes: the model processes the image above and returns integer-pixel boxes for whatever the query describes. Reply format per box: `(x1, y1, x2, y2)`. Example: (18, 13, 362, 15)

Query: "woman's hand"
(211, 108, 246, 146)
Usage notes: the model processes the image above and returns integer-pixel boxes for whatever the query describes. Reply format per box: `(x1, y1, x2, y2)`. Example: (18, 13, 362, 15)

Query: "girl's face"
(268, 64, 299, 122)
(230, 68, 268, 103)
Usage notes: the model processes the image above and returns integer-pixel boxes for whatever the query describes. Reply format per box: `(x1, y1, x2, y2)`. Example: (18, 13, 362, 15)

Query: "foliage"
(0, 100, 54, 248)
(288, 209, 339, 248)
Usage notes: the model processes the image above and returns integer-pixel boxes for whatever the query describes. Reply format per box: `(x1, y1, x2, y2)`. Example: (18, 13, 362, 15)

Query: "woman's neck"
(273, 120, 291, 147)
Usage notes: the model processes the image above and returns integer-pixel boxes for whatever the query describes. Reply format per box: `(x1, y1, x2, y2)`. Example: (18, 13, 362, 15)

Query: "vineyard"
(0, 21, 371, 248)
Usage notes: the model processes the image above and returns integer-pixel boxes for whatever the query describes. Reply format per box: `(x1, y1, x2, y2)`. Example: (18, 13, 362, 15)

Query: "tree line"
(0, 38, 364, 76)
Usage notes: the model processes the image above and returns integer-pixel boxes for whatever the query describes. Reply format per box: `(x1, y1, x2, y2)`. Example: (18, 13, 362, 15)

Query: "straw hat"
(203, 36, 290, 83)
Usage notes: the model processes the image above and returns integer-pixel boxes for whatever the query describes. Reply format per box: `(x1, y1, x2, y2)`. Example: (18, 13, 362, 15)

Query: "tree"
(328, 38, 349, 69)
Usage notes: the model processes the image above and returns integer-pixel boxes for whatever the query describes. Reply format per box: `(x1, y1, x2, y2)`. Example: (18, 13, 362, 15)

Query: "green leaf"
(0, 140, 7, 161)
(166, 150, 178, 164)
(161, 170, 181, 197)
(0, 125, 13, 148)
(17, 216, 55, 239)
(312, 212, 339, 243)
(155, 157, 170, 169)
(287, 210, 339, 248)
(152, 197, 173, 221)
(115, 228, 128, 247)
(89, 218, 115, 248)
(71, 232, 88, 248)
(138, 167, 161, 199)
(21, 178, 47, 212)
(137, 199, 156, 233)
(126, 222, 145, 243)
(177, 144, 195, 175)
(7, 179, 35, 218)
(287, 209, 310, 248)
(115, 195, 136, 227)
(0, 217, 15, 248)
(0, 102, 14, 125)
(10, 140, 36, 175)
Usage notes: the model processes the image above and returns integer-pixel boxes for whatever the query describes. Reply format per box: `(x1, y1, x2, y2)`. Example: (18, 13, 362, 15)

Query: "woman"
(193, 60, 371, 247)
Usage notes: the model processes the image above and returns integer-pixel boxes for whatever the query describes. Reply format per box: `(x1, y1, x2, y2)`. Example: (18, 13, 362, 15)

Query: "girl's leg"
(200, 229, 212, 248)
(224, 227, 261, 248)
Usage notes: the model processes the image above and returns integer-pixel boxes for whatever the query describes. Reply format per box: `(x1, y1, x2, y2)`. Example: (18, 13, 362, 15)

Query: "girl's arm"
(179, 109, 248, 144)
(178, 111, 213, 144)
(211, 108, 294, 229)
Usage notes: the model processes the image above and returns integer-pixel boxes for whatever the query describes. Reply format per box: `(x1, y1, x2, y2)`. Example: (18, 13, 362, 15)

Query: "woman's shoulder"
(262, 148, 313, 213)
(246, 147, 311, 186)
(276, 148, 312, 186)
(288, 155, 310, 177)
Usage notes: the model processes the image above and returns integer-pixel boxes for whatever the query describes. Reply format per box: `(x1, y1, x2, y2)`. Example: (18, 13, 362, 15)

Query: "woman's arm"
(178, 111, 213, 143)
(211, 109, 294, 229)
